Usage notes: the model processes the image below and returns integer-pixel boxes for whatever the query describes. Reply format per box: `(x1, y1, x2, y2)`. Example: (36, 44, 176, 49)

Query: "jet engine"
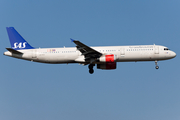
(97, 62, 116, 70)
(99, 54, 116, 62)
(97, 54, 117, 70)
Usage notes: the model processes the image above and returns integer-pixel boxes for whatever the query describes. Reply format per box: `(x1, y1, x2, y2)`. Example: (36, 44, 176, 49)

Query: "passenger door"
(120, 48, 125, 57)
(154, 46, 159, 54)
(32, 49, 37, 58)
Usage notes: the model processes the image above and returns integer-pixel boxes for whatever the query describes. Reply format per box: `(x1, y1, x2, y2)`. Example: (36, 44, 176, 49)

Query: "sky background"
(0, 0, 180, 120)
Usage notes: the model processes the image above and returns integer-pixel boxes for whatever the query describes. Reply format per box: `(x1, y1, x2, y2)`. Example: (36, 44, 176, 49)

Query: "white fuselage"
(4, 45, 176, 64)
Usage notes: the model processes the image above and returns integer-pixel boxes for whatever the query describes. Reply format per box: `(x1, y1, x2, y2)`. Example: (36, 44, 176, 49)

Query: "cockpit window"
(164, 48, 169, 50)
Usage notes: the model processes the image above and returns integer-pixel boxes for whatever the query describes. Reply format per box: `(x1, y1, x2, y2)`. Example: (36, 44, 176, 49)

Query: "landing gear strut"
(155, 60, 159, 69)
(88, 64, 95, 74)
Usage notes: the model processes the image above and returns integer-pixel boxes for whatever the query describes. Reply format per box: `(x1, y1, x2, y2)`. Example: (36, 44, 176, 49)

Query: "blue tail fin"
(6, 27, 34, 50)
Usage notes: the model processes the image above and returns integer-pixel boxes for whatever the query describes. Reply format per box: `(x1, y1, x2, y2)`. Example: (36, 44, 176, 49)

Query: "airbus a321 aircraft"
(4, 27, 176, 74)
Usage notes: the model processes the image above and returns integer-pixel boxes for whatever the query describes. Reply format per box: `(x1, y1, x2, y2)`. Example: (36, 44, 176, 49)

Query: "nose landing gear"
(88, 64, 95, 74)
(155, 60, 159, 69)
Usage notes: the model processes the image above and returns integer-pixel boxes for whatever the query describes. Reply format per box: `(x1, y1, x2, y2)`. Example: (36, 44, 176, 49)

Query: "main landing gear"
(88, 64, 95, 74)
(155, 60, 159, 69)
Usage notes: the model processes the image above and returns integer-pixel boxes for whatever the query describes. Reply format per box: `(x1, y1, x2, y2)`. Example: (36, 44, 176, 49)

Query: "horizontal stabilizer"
(6, 48, 23, 54)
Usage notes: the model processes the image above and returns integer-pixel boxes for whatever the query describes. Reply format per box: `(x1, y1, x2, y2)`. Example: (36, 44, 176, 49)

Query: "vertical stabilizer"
(6, 27, 34, 50)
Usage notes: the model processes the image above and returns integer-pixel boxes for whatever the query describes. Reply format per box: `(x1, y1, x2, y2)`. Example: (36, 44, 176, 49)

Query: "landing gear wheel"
(88, 64, 95, 74)
(155, 66, 159, 69)
(88, 64, 93, 69)
(89, 69, 94, 74)
(155, 60, 159, 70)
(88, 64, 95, 69)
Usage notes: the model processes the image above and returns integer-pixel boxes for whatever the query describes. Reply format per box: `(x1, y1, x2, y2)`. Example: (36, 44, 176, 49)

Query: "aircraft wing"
(71, 39, 102, 59)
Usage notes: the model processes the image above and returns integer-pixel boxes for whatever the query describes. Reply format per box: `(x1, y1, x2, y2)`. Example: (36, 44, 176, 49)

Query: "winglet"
(70, 38, 75, 42)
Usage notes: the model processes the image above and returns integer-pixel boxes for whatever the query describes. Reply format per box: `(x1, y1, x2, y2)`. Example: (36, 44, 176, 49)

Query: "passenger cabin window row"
(97, 50, 117, 52)
(127, 49, 153, 51)
(62, 51, 76, 53)
(39, 47, 170, 54)
(39, 51, 77, 54)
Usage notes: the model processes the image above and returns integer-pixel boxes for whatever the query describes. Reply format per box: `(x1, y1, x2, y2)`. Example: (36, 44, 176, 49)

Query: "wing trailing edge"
(71, 39, 102, 59)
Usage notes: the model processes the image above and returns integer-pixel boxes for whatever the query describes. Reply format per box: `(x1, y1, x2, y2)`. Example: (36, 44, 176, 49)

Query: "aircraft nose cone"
(171, 51, 176, 58)
(173, 52, 176, 57)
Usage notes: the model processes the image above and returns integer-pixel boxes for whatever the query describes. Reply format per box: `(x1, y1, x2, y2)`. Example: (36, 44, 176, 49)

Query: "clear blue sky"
(0, 0, 180, 120)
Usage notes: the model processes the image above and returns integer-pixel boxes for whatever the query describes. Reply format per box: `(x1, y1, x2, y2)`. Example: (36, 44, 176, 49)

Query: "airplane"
(4, 27, 176, 74)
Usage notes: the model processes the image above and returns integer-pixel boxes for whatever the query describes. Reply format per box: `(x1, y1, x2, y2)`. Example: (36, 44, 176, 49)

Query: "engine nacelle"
(99, 54, 116, 62)
(97, 62, 116, 70)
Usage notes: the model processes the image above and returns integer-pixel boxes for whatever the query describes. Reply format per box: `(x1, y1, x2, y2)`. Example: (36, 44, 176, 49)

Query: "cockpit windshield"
(164, 48, 169, 50)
